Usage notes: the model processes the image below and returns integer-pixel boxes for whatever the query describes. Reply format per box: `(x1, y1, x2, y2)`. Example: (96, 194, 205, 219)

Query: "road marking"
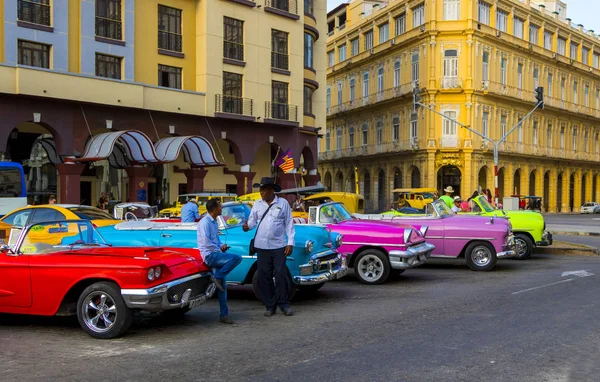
(512, 279, 575, 295)
(561, 270, 595, 277)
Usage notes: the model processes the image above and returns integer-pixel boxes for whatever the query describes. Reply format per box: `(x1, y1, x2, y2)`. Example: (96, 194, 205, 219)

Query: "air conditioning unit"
(496, 31, 502, 37)
(390, 38, 395, 46)
(552, 53, 557, 59)
(420, 25, 425, 33)
(410, 137, 419, 149)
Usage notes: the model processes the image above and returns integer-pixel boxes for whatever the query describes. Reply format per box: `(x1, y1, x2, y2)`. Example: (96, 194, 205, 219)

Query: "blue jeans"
(204, 251, 242, 317)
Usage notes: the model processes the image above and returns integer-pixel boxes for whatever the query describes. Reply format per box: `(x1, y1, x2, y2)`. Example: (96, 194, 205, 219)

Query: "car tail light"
(147, 266, 162, 281)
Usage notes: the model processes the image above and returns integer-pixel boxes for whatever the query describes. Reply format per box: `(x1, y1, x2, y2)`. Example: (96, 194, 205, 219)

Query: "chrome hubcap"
(471, 246, 492, 266)
(82, 292, 117, 333)
(357, 255, 383, 282)
(515, 238, 528, 257)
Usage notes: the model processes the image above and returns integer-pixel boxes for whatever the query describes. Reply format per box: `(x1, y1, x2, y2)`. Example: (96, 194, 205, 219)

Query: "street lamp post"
(413, 84, 544, 206)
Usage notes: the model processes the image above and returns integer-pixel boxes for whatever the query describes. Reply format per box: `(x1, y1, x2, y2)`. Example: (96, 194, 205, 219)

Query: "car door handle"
(161, 234, 172, 238)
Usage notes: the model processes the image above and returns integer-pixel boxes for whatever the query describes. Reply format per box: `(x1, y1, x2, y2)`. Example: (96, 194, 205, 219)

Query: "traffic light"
(535, 87, 544, 109)
(413, 84, 421, 110)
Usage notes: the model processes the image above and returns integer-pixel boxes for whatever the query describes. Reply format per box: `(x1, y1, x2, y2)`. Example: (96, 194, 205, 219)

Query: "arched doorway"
(346, 170, 357, 193)
(556, 172, 563, 212)
(377, 169, 386, 211)
(393, 167, 402, 189)
(364, 171, 371, 211)
(411, 167, 421, 188)
(581, 173, 587, 203)
(498, 167, 505, 200)
(513, 169, 521, 196)
(335, 171, 343, 192)
(569, 174, 575, 212)
(324, 171, 332, 190)
(6, 124, 60, 205)
(478, 166, 488, 191)
(437, 165, 461, 197)
(543, 171, 550, 211)
(529, 170, 536, 196)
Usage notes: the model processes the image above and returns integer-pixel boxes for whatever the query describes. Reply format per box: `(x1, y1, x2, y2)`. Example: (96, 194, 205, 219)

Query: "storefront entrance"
(437, 165, 462, 198)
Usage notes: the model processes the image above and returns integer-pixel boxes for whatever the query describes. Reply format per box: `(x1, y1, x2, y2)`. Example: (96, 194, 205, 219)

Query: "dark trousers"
(256, 247, 290, 310)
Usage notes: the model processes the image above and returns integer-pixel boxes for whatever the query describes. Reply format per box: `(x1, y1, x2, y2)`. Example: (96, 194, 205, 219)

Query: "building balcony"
(265, 0, 299, 20)
(318, 139, 419, 161)
(95, 17, 123, 41)
(265, 102, 298, 125)
(440, 77, 463, 90)
(496, 142, 600, 162)
(481, 80, 536, 102)
(158, 30, 183, 53)
(17, 0, 51, 27)
(327, 84, 413, 117)
(223, 41, 244, 62)
(215, 95, 254, 121)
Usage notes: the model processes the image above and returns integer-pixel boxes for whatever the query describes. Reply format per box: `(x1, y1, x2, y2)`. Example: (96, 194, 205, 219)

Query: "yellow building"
(320, 0, 600, 212)
(0, 0, 326, 206)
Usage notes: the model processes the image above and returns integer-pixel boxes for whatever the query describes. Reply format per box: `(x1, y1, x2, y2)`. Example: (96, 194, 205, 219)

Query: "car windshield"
(583, 203, 595, 207)
(425, 201, 454, 218)
(219, 203, 251, 229)
(68, 208, 115, 220)
(319, 203, 354, 223)
(421, 192, 436, 199)
(177, 196, 188, 204)
(477, 196, 495, 213)
(16, 221, 108, 255)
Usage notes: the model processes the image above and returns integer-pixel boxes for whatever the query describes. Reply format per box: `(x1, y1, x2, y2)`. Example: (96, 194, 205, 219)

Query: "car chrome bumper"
(294, 255, 348, 285)
(536, 231, 553, 246)
(121, 272, 216, 312)
(498, 235, 519, 259)
(388, 242, 435, 269)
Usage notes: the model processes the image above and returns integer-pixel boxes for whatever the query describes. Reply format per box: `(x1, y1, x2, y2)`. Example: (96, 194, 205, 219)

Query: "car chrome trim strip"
(343, 241, 407, 247)
(427, 236, 496, 241)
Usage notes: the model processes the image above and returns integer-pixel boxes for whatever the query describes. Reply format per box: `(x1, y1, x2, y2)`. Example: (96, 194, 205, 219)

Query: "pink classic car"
(296, 202, 435, 284)
(355, 200, 518, 271)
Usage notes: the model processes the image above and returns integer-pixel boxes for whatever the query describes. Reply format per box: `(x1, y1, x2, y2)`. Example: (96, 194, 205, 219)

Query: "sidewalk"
(536, 240, 599, 256)
(547, 224, 600, 236)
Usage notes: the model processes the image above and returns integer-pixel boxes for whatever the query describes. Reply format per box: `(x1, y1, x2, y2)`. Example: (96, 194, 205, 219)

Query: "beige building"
(0, 0, 326, 205)
(320, 0, 600, 212)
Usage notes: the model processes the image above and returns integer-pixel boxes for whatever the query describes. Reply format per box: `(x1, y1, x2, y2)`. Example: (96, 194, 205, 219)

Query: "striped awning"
(154, 136, 222, 167)
(78, 130, 223, 167)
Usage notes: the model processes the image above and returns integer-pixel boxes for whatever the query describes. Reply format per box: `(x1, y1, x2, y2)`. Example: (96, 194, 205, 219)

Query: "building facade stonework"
(320, 0, 600, 212)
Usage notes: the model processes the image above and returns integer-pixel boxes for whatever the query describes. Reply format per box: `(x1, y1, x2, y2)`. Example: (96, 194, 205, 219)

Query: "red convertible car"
(0, 220, 215, 339)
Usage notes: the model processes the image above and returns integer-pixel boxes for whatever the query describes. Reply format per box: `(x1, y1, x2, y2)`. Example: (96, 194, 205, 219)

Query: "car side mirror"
(0, 244, 15, 255)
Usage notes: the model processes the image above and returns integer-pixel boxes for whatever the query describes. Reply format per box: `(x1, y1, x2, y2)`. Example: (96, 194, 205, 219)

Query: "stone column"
(277, 173, 298, 190)
(224, 165, 256, 195)
(548, 169, 558, 213)
(585, 170, 593, 203)
(462, 150, 473, 198)
(561, 169, 570, 213)
(125, 166, 152, 202)
(56, 163, 86, 204)
(426, 150, 436, 189)
(183, 167, 209, 194)
(573, 168, 583, 209)
(303, 169, 319, 187)
(522, 164, 530, 197)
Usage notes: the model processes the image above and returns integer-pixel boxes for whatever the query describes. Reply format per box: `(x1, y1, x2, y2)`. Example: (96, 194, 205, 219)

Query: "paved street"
(2, 253, 600, 382)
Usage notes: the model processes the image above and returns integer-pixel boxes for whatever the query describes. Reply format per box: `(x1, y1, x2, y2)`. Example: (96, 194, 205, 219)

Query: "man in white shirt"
(243, 177, 295, 317)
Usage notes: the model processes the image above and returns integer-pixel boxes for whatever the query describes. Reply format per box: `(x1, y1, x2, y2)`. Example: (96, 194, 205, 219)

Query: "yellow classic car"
(392, 188, 439, 210)
(159, 192, 238, 217)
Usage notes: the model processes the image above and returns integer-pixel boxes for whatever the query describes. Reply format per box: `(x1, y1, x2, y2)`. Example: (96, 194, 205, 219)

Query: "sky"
(326, 0, 600, 32)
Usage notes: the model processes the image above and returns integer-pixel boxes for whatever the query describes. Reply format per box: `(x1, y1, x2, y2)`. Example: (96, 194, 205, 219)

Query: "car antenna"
(79, 199, 86, 208)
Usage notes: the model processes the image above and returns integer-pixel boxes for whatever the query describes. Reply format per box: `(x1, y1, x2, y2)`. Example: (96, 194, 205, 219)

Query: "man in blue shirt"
(181, 198, 201, 222)
(197, 199, 242, 324)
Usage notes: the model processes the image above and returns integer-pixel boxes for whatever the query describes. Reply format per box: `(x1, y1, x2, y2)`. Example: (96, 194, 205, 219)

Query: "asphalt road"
(2, 253, 600, 382)
(543, 213, 600, 226)
(554, 234, 600, 249)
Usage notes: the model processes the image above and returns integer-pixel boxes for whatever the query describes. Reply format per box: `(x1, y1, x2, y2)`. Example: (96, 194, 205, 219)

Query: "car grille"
(167, 278, 209, 303)
(313, 254, 340, 273)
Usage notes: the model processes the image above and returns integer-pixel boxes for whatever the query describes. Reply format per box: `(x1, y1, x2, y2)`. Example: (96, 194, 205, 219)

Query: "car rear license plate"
(188, 296, 206, 309)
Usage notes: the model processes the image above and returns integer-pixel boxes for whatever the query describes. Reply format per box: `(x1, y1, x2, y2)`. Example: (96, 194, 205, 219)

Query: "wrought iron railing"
(271, 52, 289, 70)
(95, 17, 123, 40)
(440, 77, 463, 89)
(17, 0, 51, 26)
(215, 95, 254, 116)
(158, 30, 183, 52)
(223, 41, 244, 61)
(327, 83, 413, 116)
(266, 0, 298, 15)
(265, 102, 298, 122)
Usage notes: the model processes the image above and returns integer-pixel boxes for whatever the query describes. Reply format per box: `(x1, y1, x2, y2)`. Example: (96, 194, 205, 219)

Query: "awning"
(35, 136, 63, 165)
(154, 136, 222, 167)
(79, 130, 161, 165)
(78, 130, 223, 167)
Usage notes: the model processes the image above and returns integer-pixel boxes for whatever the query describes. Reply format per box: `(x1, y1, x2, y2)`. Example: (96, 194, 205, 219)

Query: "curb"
(550, 231, 600, 237)
(535, 241, 599, 256)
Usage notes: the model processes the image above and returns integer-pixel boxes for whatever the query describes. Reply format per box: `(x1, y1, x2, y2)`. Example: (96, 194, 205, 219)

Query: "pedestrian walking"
(197, 199, 242, 324)
(156, 195, 164, 212)
(180, 198, 200, 222)
(242, 177, 295, 317)
(439, 186, 455, 208)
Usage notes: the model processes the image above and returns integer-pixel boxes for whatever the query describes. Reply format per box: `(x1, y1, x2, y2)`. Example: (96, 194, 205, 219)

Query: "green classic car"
(381, 195, 552, 259)
(464, 196, 552, 259)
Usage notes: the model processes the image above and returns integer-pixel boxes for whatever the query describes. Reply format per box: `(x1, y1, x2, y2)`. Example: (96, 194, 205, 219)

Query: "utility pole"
(413, 83, 544, 206)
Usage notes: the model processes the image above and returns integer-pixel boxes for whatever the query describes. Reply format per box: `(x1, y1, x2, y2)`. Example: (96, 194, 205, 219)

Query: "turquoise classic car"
(96, 202, 348, 299)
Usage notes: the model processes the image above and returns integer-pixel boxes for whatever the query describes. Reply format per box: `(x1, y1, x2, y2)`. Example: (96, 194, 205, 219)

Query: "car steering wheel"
(125, 212, 139, 221)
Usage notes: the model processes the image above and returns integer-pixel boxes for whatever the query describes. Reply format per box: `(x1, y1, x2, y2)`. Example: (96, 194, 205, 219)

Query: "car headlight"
(147, 268, 155, 281)
(154, 266, 161, 279)
(305, 240, 314, 254)
(335, 235, 343, 249)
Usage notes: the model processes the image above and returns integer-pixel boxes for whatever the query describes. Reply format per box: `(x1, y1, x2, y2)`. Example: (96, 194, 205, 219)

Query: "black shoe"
(264, 309, 276, 317)
(220, 316, 234, 324)
(210, 276, 224, 292)
(280, 307, 294, 316)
